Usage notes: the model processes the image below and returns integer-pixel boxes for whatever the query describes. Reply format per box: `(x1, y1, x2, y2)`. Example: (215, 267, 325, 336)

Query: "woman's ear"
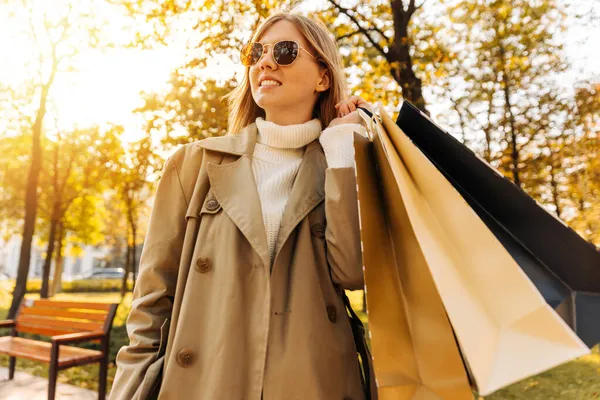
(315, 67, 331, 93)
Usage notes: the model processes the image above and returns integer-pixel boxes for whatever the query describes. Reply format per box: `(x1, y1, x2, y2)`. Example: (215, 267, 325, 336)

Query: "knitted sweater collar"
(255, 117, 322, 149)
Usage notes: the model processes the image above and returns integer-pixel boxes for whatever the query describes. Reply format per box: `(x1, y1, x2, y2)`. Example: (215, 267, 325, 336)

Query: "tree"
(3, 0, 121, 318)
(137, 76, 234, 147)
(105, 135, 161, 297)
(440, 0, 569, 189)
(317, 0, 437, 113)
(36, 126, 122, 297)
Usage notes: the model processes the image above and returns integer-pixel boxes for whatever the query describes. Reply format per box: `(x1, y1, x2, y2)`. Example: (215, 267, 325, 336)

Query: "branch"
(336, 30, 362, 42)
(415, 0, 429, 11)
(326, 0, 388, 57)
(407, 0, 417, 15)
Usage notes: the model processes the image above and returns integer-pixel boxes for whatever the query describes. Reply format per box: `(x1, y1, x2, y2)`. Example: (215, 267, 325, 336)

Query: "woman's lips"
(259, 83, 282, 90)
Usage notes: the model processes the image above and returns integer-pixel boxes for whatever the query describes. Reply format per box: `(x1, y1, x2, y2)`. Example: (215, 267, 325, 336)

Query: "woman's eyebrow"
(258, 38, 297, 44)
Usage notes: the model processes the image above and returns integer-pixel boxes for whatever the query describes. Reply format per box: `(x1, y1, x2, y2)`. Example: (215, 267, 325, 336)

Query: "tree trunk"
(40, 213, 59, 298)
(390, 0, 426, 113)
(128, 206, 138, 289)
(8, 73, 56, 319)
(50, 222, 65, 297)
(549, 161, 563, 221)
(120, 239, 131, 298)
(41, 150, 61, 298)
(327, 0, 428, 113)
(497, 34, 520, 187)
(126, 192, 139, 289)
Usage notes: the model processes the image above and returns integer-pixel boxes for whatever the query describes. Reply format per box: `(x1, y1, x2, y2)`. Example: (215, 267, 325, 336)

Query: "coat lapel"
(274, 141, 327, 264)
(195, 123, 327, 271)
(196, 123, 269, 268)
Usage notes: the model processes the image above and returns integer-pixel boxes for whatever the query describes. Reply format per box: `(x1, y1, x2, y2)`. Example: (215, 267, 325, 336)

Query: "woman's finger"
(355, 96, 367, 105)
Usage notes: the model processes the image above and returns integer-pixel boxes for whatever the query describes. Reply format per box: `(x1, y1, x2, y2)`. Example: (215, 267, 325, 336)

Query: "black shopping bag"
(395, 100, 600, 347)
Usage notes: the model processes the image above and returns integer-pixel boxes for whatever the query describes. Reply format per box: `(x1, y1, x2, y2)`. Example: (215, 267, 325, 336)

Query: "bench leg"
(98, 356, 108, 399)
(48, 362, 58, 400)
(8, 356, 15, 379)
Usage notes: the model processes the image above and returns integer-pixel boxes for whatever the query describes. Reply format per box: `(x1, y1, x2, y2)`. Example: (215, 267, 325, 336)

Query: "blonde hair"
(222, 11, 349, 134)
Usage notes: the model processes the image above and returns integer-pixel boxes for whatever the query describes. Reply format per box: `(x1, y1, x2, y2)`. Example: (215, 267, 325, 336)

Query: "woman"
(109, 11, 375, 400)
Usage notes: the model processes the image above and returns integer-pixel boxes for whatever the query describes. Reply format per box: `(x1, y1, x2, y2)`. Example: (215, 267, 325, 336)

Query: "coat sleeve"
(109, 154, 187, 400)
(319, 123, 368, 290)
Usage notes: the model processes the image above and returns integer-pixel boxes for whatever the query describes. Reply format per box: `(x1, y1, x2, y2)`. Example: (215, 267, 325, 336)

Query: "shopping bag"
(353, 113, 474, 399)
(359, 102, 589, 396)
(395, 101, 600, 347)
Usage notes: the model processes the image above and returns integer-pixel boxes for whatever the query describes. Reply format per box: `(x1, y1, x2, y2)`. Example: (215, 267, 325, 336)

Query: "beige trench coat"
(109, 122, 372, 400)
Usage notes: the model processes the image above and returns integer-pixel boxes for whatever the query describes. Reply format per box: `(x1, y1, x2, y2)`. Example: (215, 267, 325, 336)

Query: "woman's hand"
(328, 95, 373, 128)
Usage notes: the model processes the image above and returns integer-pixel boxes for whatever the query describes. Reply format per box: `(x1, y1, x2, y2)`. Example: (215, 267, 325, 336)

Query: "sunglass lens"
(274, 41, 299, 65)
(241, 42, 263, 66)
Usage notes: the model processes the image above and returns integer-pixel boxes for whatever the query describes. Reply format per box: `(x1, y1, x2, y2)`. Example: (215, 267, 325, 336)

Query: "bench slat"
(18, 314, 105, 332)
(27, 299, 112, 311)
(21, 307, 107, 322)
(15, 323, 102, 344)
(0, 336, 103, 366)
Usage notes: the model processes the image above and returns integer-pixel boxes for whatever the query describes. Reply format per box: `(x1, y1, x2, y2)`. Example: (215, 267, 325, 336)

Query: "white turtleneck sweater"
(252, 117, 367, 267)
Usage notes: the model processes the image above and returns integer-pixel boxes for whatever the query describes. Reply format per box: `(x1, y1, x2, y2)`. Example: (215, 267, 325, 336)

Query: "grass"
(0, 282, 598, 399)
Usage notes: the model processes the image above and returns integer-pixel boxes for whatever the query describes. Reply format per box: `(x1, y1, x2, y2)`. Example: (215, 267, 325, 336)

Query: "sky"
(0, 0, 597, 144)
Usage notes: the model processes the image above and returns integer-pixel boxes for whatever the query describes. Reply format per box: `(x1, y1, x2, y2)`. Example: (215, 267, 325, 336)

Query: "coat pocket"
(136, 317, 170, 400)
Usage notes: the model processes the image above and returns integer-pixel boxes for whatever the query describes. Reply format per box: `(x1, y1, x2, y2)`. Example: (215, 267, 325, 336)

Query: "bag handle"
(356, 105, 382, 142)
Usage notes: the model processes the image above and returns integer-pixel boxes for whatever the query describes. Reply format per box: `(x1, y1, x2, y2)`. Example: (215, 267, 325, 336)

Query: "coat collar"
(196, 122, 326, 270)
(195, 122, 259, 156)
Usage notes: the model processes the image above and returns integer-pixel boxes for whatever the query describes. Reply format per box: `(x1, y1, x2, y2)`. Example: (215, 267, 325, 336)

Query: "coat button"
(311, 222, 326, 238)
(327, 305, 337, 323)
(195, 257, 212, 273)
(177, 348, 195, 367)
(205, 198, 220, 211)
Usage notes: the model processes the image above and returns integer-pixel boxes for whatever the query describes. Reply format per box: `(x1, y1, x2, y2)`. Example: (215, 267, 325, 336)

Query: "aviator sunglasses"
(240, 40, 318, 67)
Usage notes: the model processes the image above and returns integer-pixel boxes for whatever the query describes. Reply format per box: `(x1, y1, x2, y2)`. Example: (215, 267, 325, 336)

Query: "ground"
(0, 281, 598, 399)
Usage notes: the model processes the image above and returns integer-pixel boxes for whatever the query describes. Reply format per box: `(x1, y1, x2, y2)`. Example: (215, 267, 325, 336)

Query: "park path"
(0, 367, 99, 399)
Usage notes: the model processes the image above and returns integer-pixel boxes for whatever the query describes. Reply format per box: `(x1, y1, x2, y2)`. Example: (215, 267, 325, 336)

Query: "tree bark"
(127, 199, 138, 289)
(121, 238, 131, 298)
(40, 211, 59, 298)
(496, 24, 520, 188)
(549, 164, 562, 221)
(327, 0, 428, 113)
(8, 70, 56, 319)
(390, 0, 426, 112)
(50, 222, 65, 297)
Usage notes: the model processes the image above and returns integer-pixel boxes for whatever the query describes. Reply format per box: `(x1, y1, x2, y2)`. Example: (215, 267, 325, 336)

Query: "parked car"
(86, 268, 130, 279)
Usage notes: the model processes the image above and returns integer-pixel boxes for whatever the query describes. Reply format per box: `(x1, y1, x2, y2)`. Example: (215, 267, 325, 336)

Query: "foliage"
(2, 278, 131, 294)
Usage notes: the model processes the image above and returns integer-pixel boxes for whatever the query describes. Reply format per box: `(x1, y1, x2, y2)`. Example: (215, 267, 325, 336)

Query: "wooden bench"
(0, 298, 119, 400)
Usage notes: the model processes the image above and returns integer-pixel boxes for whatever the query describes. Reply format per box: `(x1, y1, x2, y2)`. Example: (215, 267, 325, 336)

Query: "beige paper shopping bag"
(353, 130, 474, 400)
(368, 103, 590, 396)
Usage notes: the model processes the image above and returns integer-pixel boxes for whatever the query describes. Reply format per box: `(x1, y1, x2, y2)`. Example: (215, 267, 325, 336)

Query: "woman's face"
(249, 20, 330, 125)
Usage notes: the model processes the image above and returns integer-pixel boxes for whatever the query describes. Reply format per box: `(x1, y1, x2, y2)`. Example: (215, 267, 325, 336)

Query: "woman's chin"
(255, 96, 281, 109)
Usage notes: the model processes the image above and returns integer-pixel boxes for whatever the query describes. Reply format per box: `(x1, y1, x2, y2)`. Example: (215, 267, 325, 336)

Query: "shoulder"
(161, 142, 205, 200)
(168, 141, 204, 168)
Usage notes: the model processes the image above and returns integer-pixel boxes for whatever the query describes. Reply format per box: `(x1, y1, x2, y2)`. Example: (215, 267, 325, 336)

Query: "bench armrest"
(51, 330, 106, 345)
(0, 320, 15, 329)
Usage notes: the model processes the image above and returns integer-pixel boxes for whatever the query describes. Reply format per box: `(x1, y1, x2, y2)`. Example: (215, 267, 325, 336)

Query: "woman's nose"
(258, 46, 277, 70)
